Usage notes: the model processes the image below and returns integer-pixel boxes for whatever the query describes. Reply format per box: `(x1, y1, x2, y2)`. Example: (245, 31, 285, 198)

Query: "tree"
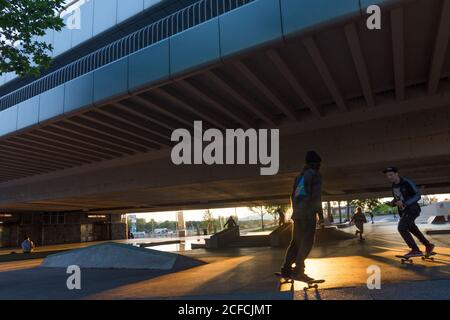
(202, 209, 215, 234)
(350, 199, 382, 213)
(266, 204, 290, 225)
(0, 0, 65, 76)
(249, 206, 269, 231)
(134, 218, 146, 232)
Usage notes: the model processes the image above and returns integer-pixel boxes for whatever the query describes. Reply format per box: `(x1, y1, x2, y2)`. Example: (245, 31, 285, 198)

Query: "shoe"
(404, 250, 423, 258)
(425, 243, 435, 256)
(292, 273, 315, 283)
(279, 268, 293, 279)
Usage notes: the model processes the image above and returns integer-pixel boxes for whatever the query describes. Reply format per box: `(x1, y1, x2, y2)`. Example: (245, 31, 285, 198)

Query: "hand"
(395, 201, 405, 209)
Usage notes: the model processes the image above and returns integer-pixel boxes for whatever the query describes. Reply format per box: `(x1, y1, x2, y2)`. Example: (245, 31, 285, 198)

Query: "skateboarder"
(279, 150, 324, 282)
(383, 167, 435, 258)
(350, 207, 367, 240)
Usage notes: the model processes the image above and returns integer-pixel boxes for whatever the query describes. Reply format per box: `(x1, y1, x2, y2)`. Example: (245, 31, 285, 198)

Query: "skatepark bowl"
(0, 219, 449, 300)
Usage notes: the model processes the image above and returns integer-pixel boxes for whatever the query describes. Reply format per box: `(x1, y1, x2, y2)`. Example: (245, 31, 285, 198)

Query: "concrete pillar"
(347, 202, 350, 221)
(338, 201, 342, 223)
(327, 201, 332, 223)
(176, 211, 186, 237)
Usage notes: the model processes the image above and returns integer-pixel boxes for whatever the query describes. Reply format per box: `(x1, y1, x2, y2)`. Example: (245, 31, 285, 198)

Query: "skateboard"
(274, 272, 325, 290)
(395, 252, 437, 264)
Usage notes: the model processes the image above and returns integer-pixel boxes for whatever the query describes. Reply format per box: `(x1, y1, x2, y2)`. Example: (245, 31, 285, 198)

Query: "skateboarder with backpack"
(278, 150, 324, 283)
(383, 167, 435, 258)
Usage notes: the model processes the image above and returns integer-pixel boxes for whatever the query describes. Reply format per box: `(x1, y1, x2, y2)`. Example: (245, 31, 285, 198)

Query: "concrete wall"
(0, 213, 126, 247)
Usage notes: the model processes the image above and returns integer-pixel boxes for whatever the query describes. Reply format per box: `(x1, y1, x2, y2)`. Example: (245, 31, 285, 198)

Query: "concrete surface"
(0, 221, 448, 300)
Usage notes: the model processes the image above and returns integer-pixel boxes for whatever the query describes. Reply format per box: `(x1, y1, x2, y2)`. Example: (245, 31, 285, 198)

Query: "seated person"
(21, 236, 35, 253)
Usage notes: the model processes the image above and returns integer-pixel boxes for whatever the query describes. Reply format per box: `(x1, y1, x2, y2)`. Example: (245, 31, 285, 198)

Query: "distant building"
(417, 202, 450, 224)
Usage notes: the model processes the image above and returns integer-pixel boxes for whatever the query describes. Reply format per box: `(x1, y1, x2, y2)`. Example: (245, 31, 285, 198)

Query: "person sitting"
(21, 236, 35, 254)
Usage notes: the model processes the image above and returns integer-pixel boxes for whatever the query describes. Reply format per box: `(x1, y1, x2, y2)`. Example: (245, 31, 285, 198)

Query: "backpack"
(294, 175, 307, 198)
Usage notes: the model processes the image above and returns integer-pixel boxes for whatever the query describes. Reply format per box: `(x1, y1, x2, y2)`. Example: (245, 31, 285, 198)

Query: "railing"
(0, 0, 255, 111)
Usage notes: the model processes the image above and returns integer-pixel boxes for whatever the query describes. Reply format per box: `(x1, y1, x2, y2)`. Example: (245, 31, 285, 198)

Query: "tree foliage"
(265, 204, 290, 222)
(0, 0, 65, 76)
(350, 199, 382, 212)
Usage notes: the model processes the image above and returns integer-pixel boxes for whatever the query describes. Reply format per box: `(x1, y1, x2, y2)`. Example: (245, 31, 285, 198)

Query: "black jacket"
(390, 177, 421, 216)
(291, 166, 323, 220)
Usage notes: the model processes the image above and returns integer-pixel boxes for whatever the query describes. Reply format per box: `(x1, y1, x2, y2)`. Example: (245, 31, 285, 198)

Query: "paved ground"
(0, 221, 448, 300)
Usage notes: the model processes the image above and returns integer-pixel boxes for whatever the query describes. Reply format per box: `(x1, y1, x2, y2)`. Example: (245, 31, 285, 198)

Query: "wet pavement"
(0, 221, 448, 299)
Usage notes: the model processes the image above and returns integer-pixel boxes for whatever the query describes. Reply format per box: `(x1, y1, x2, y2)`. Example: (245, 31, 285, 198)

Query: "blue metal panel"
(128, 39, 170, 92)
(281, 0, 359, 37)
(53, 15, 73, 57)
(144, 0, 162, 9)
(17, 96, 40, 130)
(39, 85, 65, 123)
(64, 73, 94, 115)
(4, 72, 16, 83)
(360, 0, 389, 7)
(93, 0, 118, 36)
(117, 0, 144, 23)
(219, 0, 283, 58)
(72, 0, 94, 47)
(38, 28, 55, 58)
(94, 58, 129, 104)
(0, 105, 17, 137)
(170, 18, 220, 76)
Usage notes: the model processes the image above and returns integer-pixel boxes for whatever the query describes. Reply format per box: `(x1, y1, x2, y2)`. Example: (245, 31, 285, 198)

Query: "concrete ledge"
(269, 224, 356, 247)
(425, 229, 450, 235)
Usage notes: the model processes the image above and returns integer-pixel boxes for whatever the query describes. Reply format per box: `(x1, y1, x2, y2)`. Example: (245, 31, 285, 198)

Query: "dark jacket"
(291, 166, 323, 220)
(390, 177, 421, 216)
(351, 212, 367, 225)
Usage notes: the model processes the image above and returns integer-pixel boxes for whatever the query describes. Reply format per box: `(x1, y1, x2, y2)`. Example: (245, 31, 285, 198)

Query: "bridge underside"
(1, 0, 450, 213)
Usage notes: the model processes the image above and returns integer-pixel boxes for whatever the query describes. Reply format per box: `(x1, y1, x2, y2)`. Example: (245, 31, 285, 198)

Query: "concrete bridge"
(0, 0, 449, 215)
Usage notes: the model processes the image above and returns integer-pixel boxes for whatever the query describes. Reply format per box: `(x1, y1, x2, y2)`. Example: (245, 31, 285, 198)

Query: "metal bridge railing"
(0, 0, 255, 111)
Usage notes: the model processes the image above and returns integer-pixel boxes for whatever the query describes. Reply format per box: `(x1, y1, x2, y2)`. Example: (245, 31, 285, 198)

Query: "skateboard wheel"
(421, 256, 425, 260)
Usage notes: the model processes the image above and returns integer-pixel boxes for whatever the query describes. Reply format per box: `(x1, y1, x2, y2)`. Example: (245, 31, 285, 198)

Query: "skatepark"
(1, 0, 450, 303)
(0, 217, 448, 300)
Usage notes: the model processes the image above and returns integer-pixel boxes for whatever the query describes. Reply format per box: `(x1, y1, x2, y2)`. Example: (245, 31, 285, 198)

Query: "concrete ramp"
(40, 242, 205, 270)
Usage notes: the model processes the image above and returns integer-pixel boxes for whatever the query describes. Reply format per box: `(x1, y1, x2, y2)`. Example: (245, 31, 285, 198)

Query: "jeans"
(282, 217, 316, 274)
(398, 211, 430, 250)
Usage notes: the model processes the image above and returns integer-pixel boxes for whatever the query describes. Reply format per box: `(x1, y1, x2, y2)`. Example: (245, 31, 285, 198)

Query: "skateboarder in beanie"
(383, 167, 435, 258)
(280, 150, 324, 282)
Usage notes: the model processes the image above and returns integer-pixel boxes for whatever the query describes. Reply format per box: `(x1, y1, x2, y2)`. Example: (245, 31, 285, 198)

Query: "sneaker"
(404, 250, 423, 258)
(279, 268, 293, 279)
(292, 273, 315, 283)
(425, 243, 435, 256)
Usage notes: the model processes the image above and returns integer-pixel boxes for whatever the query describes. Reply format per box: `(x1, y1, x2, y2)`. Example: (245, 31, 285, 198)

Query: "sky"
(129, 207, 260, 222)
(129, 193, 450, 222)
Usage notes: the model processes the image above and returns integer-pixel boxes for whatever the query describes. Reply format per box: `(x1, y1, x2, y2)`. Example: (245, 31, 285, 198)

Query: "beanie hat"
(305, 150, 322, 164)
